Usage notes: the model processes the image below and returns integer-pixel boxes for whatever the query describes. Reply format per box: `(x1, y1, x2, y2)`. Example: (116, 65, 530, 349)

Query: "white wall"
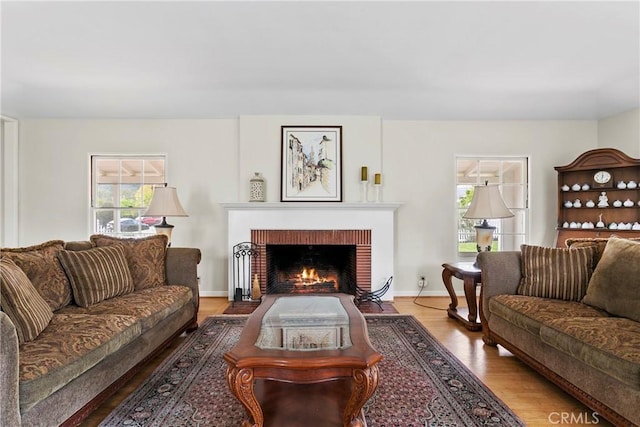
(382, 120, 596, 294)
(598, 108, 640, 157)
(238, 116, 382, 202)
(18, 119, 238, 297)
(14, 117, 604, 297)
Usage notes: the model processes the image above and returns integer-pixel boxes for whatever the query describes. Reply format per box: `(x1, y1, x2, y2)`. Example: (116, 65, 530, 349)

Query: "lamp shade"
(463, 184, 514, 220)
(144, 186, 188, 217)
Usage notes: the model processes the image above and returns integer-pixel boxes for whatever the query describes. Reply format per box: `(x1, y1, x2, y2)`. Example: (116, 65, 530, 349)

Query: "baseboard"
(201, 290, 459, 298)
(200, 290, 231, 297)
(393, 290, 462, 297)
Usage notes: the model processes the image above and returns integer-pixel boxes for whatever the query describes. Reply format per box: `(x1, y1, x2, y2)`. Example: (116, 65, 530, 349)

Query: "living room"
(1, 1, 639, 426)
(3, 1, 639, 302)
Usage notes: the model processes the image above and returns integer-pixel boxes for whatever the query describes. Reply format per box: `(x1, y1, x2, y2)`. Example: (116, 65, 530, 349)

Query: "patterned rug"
(100, 315, 524, 426)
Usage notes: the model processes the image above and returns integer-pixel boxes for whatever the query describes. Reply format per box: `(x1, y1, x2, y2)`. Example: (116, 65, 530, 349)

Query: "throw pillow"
(57, 245, 134, 307)
(517, 244, 596, 301)
(565, 236, 640, 267)
(90, 234, 168, 290)
(1, 240, 72, 310)
(0, 257, 54, 343)
(582, 237, 640, 321)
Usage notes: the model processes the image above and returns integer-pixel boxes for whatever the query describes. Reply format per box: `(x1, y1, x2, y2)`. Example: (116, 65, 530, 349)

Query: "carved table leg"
(343, 365, 380, 427)
(441, 268, 458, 311)
(463, 275, 478, 323)
(226, 366, 263, 427)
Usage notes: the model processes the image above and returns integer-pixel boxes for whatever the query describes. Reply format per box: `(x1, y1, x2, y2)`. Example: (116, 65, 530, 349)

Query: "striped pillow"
(90, 234, 168, 290)
(565, 236, 640, 267)
(58, 245, 134, 307)
(1, 240, 72, 311)
(0, 257, 54, 343)
(517, 244, 596, 301)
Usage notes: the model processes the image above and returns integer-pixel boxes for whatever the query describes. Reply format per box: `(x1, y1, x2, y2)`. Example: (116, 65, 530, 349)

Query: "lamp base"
(474, 220, 496, 253)
(154, 217, 174, 247)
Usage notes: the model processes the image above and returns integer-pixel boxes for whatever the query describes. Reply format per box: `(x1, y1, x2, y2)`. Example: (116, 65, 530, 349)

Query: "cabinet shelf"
(561, 189, 639, 193)
(562, 207, 639, 210)
(554, 148, 640, 246)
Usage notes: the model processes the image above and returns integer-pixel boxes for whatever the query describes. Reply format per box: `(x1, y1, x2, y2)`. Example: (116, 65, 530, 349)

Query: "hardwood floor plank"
(78, 296, 610, 427)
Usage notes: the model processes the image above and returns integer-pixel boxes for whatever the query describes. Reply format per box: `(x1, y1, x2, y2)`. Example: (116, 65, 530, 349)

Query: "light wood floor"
(80, 297, 610, 427)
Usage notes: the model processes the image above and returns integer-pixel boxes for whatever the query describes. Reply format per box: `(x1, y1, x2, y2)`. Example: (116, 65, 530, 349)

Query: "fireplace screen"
(266, 244, 356, 295)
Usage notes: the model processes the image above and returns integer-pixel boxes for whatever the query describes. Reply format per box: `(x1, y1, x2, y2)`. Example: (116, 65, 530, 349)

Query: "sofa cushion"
(18, 312, 141, 411)
(63, 241, 94, 251)
(489, 294, 608, 336)
(58, 245, 134, 307)
(0, 258, 54, 343)
(565, 236, 640, 267)
(540, 317, 640, 389)
(1, 240, 72, 310)
(517, 244, 596, 301)
(57, 285, 192, 332)
(90, 234, 168, 290)
(582, 237, 640, 321)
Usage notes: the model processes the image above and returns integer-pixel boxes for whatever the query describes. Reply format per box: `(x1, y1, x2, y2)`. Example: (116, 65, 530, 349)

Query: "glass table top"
(255, 295, 352, 351)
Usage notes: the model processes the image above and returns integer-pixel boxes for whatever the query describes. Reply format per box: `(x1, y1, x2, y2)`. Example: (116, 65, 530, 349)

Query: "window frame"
(455, 156, 529, 257)
(1, 117, 19, 247)
(90, 154, 167, 237)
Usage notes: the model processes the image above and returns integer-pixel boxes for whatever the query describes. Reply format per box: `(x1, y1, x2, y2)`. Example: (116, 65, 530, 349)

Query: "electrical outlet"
(418, 276, 426, 287)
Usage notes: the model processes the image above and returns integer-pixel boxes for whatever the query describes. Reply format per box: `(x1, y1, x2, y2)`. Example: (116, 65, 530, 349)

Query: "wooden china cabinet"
(555, 148, 640, 247)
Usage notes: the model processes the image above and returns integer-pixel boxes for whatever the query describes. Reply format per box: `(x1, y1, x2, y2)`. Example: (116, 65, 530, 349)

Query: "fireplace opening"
(266, 244, 356, 295)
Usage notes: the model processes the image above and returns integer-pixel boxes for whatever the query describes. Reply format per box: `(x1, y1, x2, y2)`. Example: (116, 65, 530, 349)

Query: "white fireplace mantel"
(221, 202, 402, 211)
(222, 202, 402, 300)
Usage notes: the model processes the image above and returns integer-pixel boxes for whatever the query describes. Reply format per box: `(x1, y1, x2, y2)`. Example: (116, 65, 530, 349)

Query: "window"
(456, 157, 528, 254)
(91, 155, 166, 236)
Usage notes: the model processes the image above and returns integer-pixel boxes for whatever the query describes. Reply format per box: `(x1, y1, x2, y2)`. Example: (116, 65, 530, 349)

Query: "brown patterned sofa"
(478, 237, 640, 427)
(0, 235, 201, 426)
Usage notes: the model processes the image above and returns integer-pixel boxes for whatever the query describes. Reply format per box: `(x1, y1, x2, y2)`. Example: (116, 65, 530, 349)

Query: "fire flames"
(292, 267, 338, 290)
(296, 267, 322, 284)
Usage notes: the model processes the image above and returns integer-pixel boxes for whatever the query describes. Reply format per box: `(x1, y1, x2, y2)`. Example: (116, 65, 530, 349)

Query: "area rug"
(100, 315, 524, 426)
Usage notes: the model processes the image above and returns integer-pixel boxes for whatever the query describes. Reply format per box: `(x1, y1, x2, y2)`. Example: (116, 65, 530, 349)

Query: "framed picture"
(281, 125, 343, 202)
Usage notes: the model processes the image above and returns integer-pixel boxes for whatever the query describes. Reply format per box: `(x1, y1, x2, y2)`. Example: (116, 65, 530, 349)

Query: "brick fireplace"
(251, 229, 371, 296)
(223, 202, 400, 301)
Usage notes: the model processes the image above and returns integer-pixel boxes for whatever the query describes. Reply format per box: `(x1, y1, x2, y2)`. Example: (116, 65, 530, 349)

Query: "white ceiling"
(2, 1, 639, 120)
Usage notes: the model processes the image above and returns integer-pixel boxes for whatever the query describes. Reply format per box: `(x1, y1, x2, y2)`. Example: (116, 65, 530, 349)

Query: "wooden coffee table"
(224, 293, 382, 427)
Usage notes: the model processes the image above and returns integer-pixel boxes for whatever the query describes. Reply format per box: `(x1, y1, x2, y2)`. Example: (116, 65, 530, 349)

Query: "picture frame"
(281, 125, 343, 202)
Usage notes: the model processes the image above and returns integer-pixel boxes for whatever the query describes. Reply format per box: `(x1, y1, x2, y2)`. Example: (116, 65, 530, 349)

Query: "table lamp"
(144, 184, 188, 245)
(463, 181, 514, 253)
